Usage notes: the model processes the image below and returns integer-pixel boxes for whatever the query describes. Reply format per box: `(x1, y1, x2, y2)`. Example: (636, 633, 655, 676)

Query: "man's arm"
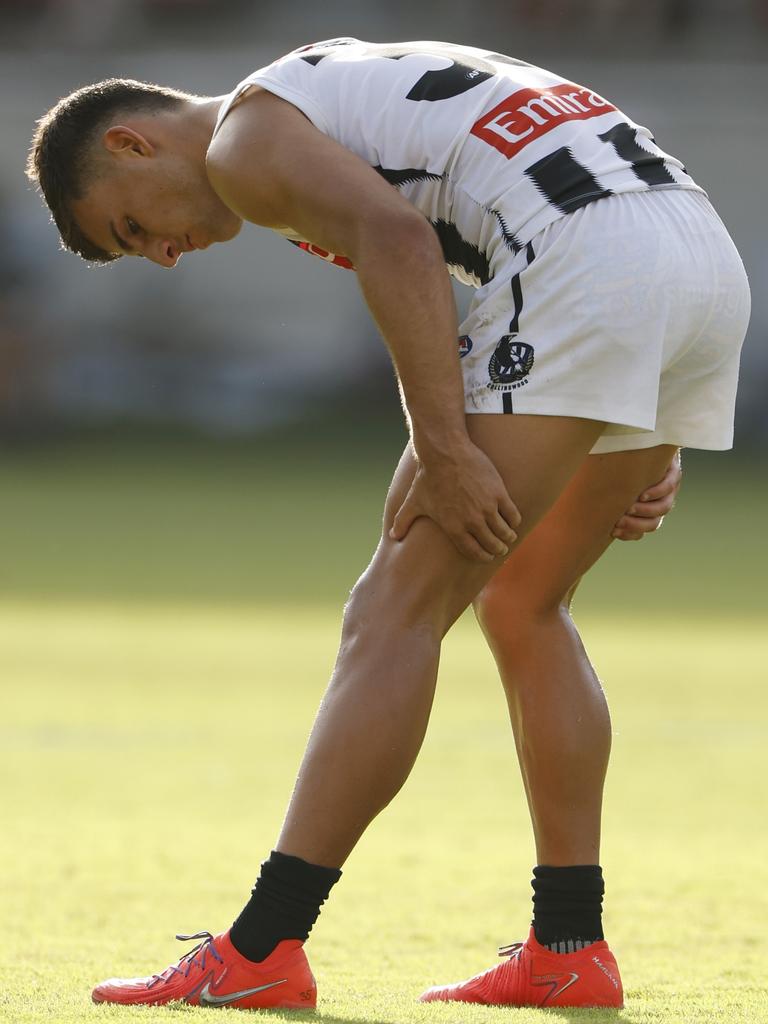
(207, 89, 520, 562)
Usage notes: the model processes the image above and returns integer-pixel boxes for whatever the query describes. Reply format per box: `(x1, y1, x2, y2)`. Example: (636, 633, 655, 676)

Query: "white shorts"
(460, 189, 751, 453)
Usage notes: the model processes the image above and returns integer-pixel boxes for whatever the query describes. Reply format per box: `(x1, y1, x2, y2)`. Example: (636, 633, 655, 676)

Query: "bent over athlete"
(28, 38, 748, 1010)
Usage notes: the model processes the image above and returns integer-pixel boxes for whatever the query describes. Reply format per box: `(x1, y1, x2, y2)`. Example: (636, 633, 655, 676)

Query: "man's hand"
(611, 449, 682, 541)
(389, 440, 521, 562)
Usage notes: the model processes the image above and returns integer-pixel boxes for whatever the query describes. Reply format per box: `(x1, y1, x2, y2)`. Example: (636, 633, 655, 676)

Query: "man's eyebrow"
(110, 220, 135, 255)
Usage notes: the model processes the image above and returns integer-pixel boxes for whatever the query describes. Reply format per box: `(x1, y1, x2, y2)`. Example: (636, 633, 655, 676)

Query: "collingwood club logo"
(488, 336, 534, 391)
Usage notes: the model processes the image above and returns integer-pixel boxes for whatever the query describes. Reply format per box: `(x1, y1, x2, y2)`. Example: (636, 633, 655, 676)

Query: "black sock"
(230, 850, 342, 963)
(531, 864, 605, 953)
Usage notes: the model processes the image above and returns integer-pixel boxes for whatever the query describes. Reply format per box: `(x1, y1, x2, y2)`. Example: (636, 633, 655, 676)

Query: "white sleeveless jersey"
(214, 38, 704, 287)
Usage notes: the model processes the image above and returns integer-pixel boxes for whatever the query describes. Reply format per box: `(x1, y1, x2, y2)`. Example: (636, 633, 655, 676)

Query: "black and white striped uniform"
(213, 38, 703, 286)
(214, 39, 749, 452)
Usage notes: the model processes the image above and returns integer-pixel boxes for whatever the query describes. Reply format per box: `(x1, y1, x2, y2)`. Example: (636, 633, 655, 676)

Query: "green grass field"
(1, 427, 767, 1024)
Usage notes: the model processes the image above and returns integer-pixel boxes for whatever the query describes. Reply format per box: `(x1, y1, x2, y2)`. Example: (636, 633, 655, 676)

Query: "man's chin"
(193, 216, 242, 251)
(215, 217, 244, 245)
(228, 217, 244, 241)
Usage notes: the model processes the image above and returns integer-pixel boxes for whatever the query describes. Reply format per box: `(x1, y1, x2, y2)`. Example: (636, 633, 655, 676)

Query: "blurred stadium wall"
(1, 0, 766, 442)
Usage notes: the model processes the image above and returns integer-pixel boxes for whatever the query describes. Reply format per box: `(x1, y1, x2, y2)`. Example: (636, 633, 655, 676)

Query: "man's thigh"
(369, 414, 604, 631)
(476, 443, 680, 618)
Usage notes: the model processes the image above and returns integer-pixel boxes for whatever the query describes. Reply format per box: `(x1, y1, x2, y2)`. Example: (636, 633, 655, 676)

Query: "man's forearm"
(352, 213, 519, 562)
(354, 215, 470, 460)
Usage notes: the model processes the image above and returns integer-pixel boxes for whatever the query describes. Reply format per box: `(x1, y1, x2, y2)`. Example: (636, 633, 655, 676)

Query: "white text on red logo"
(471, 82, 617, 160)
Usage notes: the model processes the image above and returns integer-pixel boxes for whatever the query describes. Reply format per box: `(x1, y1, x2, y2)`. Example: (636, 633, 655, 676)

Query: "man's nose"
(146, 238, 181, 268)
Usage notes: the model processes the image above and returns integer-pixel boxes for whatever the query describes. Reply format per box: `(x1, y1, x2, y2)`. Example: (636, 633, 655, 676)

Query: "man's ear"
(102, 125, 154, 158)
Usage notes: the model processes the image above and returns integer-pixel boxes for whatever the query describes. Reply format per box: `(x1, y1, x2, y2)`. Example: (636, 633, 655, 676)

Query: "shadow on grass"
(157, 1002, 648, 1024)
(385, 1011, 636, 1024)
(162, 1008, 389, 1023)
(203, 1009, 644, 1024)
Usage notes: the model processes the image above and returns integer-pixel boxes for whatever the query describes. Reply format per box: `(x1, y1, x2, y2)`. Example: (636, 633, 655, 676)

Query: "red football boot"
(92, 929, 317, 1009)
(420, 928, 623, 1008)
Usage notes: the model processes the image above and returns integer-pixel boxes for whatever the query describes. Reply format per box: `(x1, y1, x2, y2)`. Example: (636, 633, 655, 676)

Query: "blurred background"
(1, 14, 766, 1016)
(1, 0, 767, 441)
(0, 1, 765, 610)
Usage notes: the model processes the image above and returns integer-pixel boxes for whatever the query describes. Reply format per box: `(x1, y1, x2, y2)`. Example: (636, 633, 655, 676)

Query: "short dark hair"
(27, 78, 189, 263)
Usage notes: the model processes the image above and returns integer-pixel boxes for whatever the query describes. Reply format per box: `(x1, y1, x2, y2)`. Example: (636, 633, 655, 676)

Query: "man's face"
(71, 128, 242, 267)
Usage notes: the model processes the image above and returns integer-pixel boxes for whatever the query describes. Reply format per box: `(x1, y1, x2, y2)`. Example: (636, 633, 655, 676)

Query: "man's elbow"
(353, 208, 443, 270)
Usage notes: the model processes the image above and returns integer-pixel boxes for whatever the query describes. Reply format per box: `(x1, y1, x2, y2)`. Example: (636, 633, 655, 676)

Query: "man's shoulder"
(205, 89, 328, 230)
(207, 88, 296, 180)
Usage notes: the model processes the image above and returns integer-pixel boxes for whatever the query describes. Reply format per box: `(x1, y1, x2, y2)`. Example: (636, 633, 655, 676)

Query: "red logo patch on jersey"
(471, 82, 617, 160)
(296, 241, 355, 271)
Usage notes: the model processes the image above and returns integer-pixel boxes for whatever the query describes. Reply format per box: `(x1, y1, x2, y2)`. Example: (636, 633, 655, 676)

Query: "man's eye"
(126, 218, 141, 235)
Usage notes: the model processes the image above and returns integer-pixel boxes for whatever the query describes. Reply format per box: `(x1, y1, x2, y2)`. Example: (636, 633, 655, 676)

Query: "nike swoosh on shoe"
(197, 977, 288, 1006)
(532, 971, 580, 1003)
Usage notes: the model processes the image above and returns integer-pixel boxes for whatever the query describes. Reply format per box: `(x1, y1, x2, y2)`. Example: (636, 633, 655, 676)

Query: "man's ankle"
(230, 850, 342, 963)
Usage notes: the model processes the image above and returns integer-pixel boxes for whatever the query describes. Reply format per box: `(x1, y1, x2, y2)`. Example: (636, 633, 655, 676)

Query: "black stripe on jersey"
(598, 123, 677, 187)
(374, 166, 444, 187)
(365, 44, 498, 100)
(501, 241, 535, 414)
(298, 38, 357, 64)
(298, 41, 524, 102)
(430, 220, 491, 285)
(490, 208, 524, 255)
(406, 61, 495, 102)
(525, 147, 612, 214)
(651, 136, 688, 176)
(508, 242, 535, 332)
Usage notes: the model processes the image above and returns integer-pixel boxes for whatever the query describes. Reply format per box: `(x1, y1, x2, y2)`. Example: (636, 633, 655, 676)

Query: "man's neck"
(175, 95, 228, 159)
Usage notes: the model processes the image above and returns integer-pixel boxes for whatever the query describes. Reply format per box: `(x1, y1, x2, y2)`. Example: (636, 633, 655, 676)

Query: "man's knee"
(340, 558, 445, 650)
(473, 570, 578, 652)
(343, 519, 497, 641)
